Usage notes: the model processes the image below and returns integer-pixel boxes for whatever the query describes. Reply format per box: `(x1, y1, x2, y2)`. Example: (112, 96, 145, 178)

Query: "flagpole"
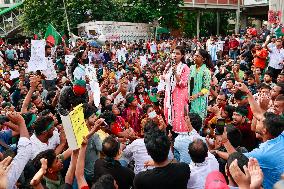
(63, 0, 71, 35)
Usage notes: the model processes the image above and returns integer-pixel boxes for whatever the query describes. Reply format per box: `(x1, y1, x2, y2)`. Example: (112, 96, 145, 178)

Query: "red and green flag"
(33, 31, 42, 40)
(275, 26, 284, 38)
(44, 24, 62, 46)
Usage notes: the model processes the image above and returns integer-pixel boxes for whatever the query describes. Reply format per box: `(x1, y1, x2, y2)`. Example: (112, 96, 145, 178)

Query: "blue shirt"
(0, 130, 12, 152)
(244, 133, 284, 189)
(5, 49, 16, 60)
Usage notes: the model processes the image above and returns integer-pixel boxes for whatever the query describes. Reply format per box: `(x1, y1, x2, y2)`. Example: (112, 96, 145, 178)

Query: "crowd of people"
(0, 23, 283, 189)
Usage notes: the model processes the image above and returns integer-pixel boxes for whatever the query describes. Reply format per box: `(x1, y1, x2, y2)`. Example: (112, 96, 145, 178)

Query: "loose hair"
(197, 49, 214, 69)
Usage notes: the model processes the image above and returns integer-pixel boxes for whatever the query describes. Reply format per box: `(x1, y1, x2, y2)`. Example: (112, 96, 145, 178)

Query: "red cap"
(205, 171, 230, 189)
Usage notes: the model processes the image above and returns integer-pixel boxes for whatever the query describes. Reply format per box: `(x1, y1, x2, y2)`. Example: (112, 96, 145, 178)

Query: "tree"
(21, 0, 93, 35)
(183, 11, 233, 38)
(124, 0, 183, 28)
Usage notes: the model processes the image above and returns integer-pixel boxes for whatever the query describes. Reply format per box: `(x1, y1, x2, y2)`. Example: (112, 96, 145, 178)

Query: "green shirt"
(44, 174, 64, 189)
(43, 154, 65, 189)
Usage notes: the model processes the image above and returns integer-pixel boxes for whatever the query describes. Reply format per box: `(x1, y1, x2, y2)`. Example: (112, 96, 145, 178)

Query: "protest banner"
(42, 57, 57, 80)
(60, 104, 89, 150)
(65, 55, 75, 65)
(10, 70, 19, 79)
(28, 40, 48, 72)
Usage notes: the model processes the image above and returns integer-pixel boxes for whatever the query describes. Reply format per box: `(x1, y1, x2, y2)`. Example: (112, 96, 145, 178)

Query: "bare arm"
(21, 76, 39, 113)
(30, 159, 47, 189)
(236, 83, 264, 120)
(51, 89, 60, 108)
(54, 130, 67, 155)
(65, 151, 78, 185)
(75, 138, 88, 188)
(263, 36, 272, 52)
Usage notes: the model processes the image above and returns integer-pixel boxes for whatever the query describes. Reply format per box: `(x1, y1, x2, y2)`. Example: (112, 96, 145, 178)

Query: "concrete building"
(0, 0, 22, 8)
(182, 0, 269, 37)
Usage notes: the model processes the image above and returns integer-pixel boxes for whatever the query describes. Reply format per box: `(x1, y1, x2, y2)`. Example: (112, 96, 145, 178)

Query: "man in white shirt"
(265, 38, 284, 81)
(123, 120, 174, 174)
(208, 40, 218, 65)
(30, 116, 66, 159)
(174, 113, 205, 164)
(187, 139, 219, 189)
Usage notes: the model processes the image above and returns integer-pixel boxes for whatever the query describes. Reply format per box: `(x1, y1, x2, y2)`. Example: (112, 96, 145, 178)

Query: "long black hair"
(197, 49, 214, 70)
(69, 51, 85, 80)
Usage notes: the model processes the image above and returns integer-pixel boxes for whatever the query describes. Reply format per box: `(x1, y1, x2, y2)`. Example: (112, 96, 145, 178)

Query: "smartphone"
(215, 118, 226, 135)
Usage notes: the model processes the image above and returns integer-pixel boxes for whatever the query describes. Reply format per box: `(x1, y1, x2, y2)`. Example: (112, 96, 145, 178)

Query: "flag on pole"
(33, 31, 42, 40)
(275, 26, 284, 38)
(44, 24, 62, 46)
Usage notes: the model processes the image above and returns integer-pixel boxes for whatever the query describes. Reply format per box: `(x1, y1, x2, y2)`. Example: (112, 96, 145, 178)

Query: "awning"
(157, 27, 170, 34)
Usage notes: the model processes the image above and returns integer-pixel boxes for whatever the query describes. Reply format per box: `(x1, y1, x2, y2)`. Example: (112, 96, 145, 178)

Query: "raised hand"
(0, 156, 12, 189)
(248, 158, 264, 189)
(229, 159, 250, 188)
(236, 82, 250, 94)
(7, 112, 25, 125)
(29, 76, 40, 89)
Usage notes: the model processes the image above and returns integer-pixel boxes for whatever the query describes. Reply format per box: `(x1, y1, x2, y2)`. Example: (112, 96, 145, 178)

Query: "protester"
(163, 45, 190, 132)
(0, 26, 283, 189)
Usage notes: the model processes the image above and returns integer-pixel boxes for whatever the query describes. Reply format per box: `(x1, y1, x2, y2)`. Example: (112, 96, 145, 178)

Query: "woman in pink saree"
(163, 46, 190, 132)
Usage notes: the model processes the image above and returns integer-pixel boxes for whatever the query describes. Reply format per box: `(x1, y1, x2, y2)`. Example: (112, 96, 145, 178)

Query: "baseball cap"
(205, 171, 229, 189)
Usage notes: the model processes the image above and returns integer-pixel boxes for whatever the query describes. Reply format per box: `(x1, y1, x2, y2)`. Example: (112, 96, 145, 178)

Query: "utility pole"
(63, 0, 71, 35)
(235, 0, 240, 34)
(217, 11, 220, 35)
(197, 10, 200, 39)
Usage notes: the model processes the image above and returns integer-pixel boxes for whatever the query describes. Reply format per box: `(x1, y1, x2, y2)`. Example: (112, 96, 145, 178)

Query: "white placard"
(85, 65, 97, 81)
(140, 55, 147, 67)
(42, 58, 57, 80)
(28, 40, 47, 72)
(31, 40, 45, 57)
(90, 80, 100, 107)
(10, 70, 19, 79)
(60, 115, 78, 150)
(27, 59, 48, 72)
(65, 55, 75, 65)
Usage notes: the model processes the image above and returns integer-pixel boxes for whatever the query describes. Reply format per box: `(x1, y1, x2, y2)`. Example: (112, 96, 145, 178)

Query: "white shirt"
(174, 130, 205, 164)
(30, 129, 60, 159)
(208, 43, 218, 61)
(117, 48, 127, 63)
(7, 137, 32, 189)
(268, 47, 284, 69)
(122, 138, 174, 174)
(128, 78, 138, 93)
(150, 43, 157, 53)
(187, 153, 219, 189)
(73, 64, 86, 80)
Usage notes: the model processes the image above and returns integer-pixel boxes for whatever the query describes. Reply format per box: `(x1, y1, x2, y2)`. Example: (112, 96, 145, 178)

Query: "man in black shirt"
(134, 122, 190, 189)
(94, 136, 134, 189)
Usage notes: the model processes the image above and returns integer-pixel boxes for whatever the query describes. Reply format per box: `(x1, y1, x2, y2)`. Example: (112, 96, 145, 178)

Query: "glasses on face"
(217, 98, 226, 102)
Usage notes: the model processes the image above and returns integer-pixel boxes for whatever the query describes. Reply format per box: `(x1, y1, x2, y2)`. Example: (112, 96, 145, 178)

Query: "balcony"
(0, 0, 22, 8)
(183, 0, 269, 9)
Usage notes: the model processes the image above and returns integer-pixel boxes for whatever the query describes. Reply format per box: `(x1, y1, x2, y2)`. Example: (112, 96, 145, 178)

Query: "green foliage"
(183, 11, 233, 38)
(124, 0, 183, 28)
(21, 0, 233, 37)
(21, 0, 183, 35)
